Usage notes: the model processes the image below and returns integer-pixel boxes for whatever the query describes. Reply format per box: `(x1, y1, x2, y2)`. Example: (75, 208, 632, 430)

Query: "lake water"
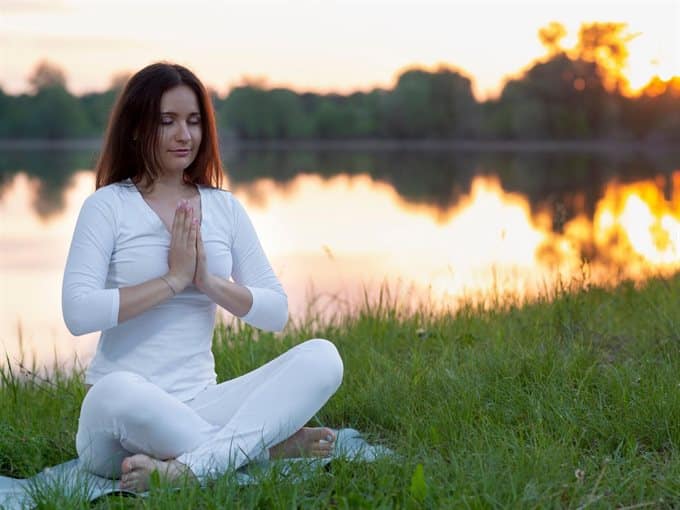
(2, 144, 680, 370)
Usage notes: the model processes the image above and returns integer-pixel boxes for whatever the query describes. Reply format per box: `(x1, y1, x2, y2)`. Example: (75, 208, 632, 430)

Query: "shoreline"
(1, 137, 679, 153)
(1, 273, 679, 506)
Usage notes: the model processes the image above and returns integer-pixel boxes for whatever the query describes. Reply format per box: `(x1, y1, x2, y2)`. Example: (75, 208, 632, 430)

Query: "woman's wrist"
(198, 275, 253, 317)
(159, 275, 178, 296)
(164, 273, 187, 294)
(195, 272, 216, 296)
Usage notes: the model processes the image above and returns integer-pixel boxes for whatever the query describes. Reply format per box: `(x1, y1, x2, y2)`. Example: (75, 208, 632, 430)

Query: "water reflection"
(0, 148, 98, 219)
(2, 146, 678, 224)
(236, 171, 680, 313)
(0, 172, 100, 372)
(1, 148, 680, 370)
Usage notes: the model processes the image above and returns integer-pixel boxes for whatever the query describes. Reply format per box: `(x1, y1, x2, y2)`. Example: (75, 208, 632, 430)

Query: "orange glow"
(638, 76, 680, 98)
(234, 172, 680, 314)
(2, 169, 680, 367)
(2, 2, 677, 102)
(641, 76, 670, 97)
(552, 175, 680, 276)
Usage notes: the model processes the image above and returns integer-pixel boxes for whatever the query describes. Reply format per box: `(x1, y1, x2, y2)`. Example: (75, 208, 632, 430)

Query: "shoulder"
(80, 180, 130, 221)
(200, 185, 241, 216)
(88, 180, 131, 203)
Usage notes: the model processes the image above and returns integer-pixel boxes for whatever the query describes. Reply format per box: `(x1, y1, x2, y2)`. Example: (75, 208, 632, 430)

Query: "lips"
(170, 149, 191, 156)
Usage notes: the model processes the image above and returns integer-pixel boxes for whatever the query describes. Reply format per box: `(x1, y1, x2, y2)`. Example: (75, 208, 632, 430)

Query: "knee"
(82, 371, 148, 419)
(299, 339, 344, 394)
(89, 370, 146, 397)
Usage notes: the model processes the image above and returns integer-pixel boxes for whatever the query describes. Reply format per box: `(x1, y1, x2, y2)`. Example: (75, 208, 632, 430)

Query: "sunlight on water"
(1, 169, 679, 369)
(236, 171, 680, 315)
(549, 175, 680, 278)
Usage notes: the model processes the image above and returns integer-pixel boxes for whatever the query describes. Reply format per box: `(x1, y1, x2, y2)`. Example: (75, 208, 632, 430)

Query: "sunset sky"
(1, 0, 678, 99)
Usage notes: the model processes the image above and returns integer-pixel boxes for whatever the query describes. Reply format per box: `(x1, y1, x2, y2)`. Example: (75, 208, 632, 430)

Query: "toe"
(120, 474, 134, 491)
(317, 443, 334, 456)
(323, 428, 336, 442)
(127, 473, 144, 492)
(307, 427, 335, 442)
(122, 454, 143, 472)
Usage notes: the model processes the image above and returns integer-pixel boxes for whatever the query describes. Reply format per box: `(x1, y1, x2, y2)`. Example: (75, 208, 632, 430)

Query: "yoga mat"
(0, 428, 392, 509)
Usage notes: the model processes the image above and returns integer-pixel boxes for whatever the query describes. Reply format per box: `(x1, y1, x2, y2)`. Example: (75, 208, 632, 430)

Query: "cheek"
(193, 127, 203, 144)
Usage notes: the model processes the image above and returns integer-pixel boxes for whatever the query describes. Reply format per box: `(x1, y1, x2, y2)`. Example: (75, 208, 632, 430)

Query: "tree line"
(1, 22, 678, 142)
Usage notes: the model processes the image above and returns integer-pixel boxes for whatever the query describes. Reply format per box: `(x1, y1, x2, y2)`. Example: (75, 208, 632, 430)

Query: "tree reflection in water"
(1, 146, 680, 369)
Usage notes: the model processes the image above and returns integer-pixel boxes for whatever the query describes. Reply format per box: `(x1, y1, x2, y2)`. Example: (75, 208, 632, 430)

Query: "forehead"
(160, 85, 200, 112)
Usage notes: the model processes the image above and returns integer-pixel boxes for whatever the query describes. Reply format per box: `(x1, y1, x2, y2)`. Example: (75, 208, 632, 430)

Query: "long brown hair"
(95, 62, 223, 190)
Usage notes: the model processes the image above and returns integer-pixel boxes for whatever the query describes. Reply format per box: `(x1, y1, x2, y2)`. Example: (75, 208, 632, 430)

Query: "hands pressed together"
(165, 199, 210, 294)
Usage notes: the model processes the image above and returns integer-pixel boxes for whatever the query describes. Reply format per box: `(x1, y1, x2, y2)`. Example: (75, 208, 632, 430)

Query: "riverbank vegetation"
(1, 273, 679, 507)
(2, 22, 678, 143)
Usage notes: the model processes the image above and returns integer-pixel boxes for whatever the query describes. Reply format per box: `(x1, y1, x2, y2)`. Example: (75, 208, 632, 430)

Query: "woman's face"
(156, 84, 203, 176)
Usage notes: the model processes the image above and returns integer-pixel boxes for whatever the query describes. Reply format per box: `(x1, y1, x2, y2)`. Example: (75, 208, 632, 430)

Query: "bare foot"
(269, 427, 336, 459)
(119, 454, 195, 492)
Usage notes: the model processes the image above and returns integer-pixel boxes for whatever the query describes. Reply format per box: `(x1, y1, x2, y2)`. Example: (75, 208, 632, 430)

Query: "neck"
(138, 172, 192, 196)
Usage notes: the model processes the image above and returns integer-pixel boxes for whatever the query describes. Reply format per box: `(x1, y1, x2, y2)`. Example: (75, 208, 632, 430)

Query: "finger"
(177, 200, 189, 244)
(170, 203, 185, 249)
(172, 201, 185, 236)
(184, 207, 194, 246)
(189, 217, 198, 246)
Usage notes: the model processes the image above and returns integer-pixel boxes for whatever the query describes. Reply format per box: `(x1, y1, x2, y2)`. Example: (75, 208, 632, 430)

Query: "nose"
(175, 121, 191, 142)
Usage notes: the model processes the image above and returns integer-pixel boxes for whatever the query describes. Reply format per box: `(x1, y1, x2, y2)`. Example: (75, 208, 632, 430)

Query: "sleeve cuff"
(240, 285, 260, 323)
(240, 286, 288, 332)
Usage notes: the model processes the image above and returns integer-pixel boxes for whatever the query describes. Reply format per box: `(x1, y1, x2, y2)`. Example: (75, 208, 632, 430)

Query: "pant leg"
(76, 370, 219, 478)
(177, 339, 343, 478)
(186, 338, 342, 426)
(77, 339, 343, 480)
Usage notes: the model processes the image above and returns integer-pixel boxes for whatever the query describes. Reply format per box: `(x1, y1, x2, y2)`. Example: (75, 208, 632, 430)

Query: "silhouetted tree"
(1, 25, 677, 142)
(538, 22, 567, 56)
(497, 54, 620, 139)
(80, 90, 117, 135)
(622, 77, 680, 142)
(221, 85, 314, 138)
(0, 62, 91, 138)
(573, 22, 635, 93)
(28, 60, 67, 93)
(383, 67, 478, 137)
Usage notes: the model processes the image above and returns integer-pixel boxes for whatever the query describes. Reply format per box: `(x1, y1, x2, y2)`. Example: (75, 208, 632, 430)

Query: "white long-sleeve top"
(62, 178, 288, 401)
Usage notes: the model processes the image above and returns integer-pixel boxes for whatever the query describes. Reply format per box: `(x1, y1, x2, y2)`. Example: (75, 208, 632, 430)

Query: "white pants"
(76, 339, 343, 480)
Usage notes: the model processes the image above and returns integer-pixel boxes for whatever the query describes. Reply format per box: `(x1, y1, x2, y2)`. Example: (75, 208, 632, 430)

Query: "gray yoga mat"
(0, 428, 392, 509)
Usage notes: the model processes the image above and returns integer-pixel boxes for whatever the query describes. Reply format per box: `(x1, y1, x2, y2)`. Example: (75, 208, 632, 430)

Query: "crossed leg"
(119, 427, 335, 491)
(76, 339, 343, 491)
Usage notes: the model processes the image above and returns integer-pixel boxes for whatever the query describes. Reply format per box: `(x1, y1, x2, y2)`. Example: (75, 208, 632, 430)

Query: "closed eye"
(160, 114, 201, 125)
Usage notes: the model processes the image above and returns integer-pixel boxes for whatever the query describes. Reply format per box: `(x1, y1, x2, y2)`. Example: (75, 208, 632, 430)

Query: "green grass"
(2, 275, 680, 508)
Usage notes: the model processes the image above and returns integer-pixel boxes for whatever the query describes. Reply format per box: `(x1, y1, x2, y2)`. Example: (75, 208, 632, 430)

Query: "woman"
(62, 62, 343, 492)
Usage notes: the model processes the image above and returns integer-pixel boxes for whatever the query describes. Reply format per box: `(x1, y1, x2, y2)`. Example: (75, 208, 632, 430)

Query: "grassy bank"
(1, 275, 679, 508)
